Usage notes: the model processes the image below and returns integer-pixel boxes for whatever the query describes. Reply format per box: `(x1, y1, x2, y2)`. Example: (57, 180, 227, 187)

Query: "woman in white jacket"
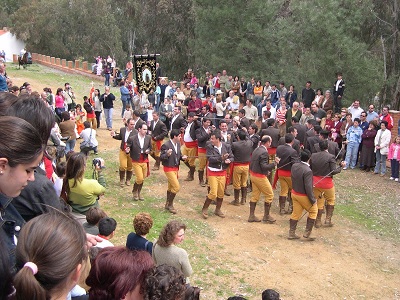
(374, 120, 392, 176)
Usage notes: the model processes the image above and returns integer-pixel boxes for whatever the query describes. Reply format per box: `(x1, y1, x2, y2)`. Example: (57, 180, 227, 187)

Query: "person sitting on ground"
(82, 207, 108, 235)
(63, 153, 106, 216)
(95, 217, 117, 248)
(126, 212, 154, 254)
(86, 247, 154, 300)
(152, 220, 193, 283)
(13, 212, 88, 300)
(144, 264, 186, 300)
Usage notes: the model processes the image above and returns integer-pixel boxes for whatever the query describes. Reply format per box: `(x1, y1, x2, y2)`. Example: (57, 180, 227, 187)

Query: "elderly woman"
(360, 121, 377, 172)
(319, 90, 334, 112)
(152, 220, 193, 283)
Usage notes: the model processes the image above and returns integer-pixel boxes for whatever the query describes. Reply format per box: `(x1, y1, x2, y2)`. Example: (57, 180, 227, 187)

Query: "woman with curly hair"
(86, 247, 154, 300)
(152, 220, 193, 282)
(144, 264, 186, 300)
(126, 212, 154, 254)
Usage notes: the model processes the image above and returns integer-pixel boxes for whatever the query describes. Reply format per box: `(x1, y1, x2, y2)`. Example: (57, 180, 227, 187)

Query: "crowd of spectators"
(1, 58, 399, 299)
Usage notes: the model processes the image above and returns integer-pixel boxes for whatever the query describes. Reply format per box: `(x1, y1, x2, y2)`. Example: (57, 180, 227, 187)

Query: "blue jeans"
(391, 159, 399, 179)
(256, 100, 265, 116)
(104, 108, 113, 129)
(65, 139, 76, 154)
(374, 150, 387, 174)
(345, 142, 360, 169)
(121, 100, 127, 118)
(104, 73, 110, 86)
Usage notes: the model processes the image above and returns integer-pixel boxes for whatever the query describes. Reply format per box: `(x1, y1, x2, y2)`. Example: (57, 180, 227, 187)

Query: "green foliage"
(9, 0, 400, 107)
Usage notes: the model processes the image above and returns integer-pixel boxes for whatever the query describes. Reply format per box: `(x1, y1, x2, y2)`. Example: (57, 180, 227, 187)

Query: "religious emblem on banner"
(133, 55, 157, 94)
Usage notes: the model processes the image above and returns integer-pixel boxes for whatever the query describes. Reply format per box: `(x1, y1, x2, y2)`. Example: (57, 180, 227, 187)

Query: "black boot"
(262, 202, 276, 223)
(247, 181, 252, 192)
(185, 165, 195, 181)
(202, 197, 212, 219)
(288, 219, 300, 239)
(152, 157, 160, 171)
(125, 171, 133, 186)
(286, 192, 293, 214)
(198, 170, 206, 187)
(132, 183, 139, 201)
(315, 209, 324, 228)
(165, 191, 171, 210)
(325, 205, 335, 227)
(119, 171, 125, 187)
(279, 196, 287, 215)
(214, 198, 225, 218)
(248, 202, 261, 222)
(167, 192, 177, 214)
(137, 183, 144, 201)
(230, 189, 240, 206)
(303, 218, 316, 241)
(240, 187, 247, 205)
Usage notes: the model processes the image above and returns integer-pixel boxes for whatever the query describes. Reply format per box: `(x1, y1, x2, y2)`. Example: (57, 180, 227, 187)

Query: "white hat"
(215, 90, 223, 95)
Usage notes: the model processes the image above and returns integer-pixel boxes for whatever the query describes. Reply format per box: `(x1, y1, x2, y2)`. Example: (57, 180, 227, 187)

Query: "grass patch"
(6, 64, 400, 299)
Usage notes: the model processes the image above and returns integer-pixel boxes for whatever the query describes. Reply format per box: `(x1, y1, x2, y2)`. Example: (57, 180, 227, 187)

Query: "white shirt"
(335, 80, 341, 92)
(208, 144, 223, 171)
(348, 106, 364, 121)
(262, 106, 276, 119)
(171, 141, 178, 154)
(170, 114, 179, 130)
(152, 119, 158, 130)
(184, 122, 194, 142)
(138, 135, 145, 152)
(79, 128, 98, 147)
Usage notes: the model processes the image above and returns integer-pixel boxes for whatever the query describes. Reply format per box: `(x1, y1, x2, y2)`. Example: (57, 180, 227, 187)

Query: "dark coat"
(250, 145, 275, 175)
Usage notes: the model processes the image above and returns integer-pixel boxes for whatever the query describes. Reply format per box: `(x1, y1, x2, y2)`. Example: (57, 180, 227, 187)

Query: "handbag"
(80, 129, 94, 152)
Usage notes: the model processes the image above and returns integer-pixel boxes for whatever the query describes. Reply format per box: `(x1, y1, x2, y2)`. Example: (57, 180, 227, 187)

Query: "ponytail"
(14, 266, 47, 300)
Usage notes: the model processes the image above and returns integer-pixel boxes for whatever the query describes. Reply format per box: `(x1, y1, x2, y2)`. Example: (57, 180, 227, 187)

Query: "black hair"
(98, 217, 117, 236)
(285, 133, 294, 144)
(319, 140, 329, 151)
(267, 118, 275, 127)
(262, 289, 280, 300)
(211, 129, 221, 141)
(300, 149, 311, 162)
(237, 130, 247, 141)
(170, 129, 180, 139)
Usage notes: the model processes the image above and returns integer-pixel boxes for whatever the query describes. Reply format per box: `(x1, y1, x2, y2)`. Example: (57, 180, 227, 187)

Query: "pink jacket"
(388, 143, 400, 160)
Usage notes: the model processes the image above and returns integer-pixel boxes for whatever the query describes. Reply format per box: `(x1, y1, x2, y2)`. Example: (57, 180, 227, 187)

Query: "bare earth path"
(11, 71, 400, 300)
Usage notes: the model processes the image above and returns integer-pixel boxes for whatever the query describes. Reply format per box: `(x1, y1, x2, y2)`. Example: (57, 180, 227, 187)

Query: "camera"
(92, 158, 105, 169)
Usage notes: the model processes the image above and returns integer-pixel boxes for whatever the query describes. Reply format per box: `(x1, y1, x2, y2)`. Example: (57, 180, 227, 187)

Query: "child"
(388, 135, 400, 181)
(74, 103, 86, 134)
(54, 161, 66, 197)
(123, 103, 133, 125)
(82, 207, 108, 235)
(96, 217, 117, 248)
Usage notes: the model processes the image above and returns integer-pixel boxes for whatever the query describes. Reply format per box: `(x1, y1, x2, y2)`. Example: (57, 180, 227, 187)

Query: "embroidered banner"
(133, 55, 157, 94)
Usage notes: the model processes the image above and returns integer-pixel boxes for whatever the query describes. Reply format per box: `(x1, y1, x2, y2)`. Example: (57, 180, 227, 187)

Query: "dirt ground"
(96, 113, 400, 300)
(11, 72, 400, 299)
